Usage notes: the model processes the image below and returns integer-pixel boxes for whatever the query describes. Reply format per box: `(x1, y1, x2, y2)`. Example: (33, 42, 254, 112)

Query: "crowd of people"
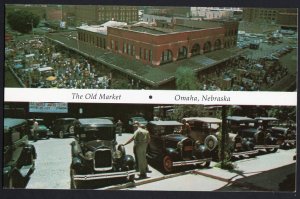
(199, 53, 289, 91)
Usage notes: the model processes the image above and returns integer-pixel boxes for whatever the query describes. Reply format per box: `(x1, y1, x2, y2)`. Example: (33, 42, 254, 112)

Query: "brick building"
(77, 18, 239, 66)
(62, 5, 138, 25)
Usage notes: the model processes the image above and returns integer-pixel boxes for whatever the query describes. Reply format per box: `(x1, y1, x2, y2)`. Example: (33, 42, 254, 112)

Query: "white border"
(5, 88, 297, 106)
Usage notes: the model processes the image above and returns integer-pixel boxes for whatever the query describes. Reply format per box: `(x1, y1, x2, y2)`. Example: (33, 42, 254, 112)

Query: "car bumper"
(232, 150, 259, 156)
(172, 158, 212, 167)
(73, 170, 136, 181)
(254, 145, 280, 149)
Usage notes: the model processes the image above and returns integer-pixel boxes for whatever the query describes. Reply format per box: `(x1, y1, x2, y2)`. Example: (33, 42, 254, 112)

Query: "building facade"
(62, 5, 138, 25)
(77, 18, 239, 66)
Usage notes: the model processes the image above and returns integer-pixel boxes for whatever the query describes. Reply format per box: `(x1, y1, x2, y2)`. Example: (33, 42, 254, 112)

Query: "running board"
(232, 150, 259, 156)
(254, 145, 280, 149)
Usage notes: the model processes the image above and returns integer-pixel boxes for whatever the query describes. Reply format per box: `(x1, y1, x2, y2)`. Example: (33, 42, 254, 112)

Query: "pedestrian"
(180, 119, 191, 137)
(123, 121, 150, 179)
(116, 119, 123, 136)
(33, 119, 39, 142)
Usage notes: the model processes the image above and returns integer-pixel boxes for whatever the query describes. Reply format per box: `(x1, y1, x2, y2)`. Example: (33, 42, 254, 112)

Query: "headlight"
(85, 151, 94, 160)
(113, 150, 122, 159)
(177, 141, 183, 149)
(195, 140, 201, 148)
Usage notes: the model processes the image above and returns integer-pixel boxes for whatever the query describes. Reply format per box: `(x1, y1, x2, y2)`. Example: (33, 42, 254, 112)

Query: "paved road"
(25, 133, 296, 191)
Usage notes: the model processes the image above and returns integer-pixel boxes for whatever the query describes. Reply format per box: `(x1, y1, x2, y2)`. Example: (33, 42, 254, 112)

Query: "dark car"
(3, 118, 37, 188)
(127, 116, 148, 133)
(227, 116, 280, 158)
(183, 117, 221, 159)
(52, 118, 76, 138)
(255, 117, 296, 148)
(146, 121, 212, 173)
(70, 118, 135, 189)
(27, 118, 53, 140)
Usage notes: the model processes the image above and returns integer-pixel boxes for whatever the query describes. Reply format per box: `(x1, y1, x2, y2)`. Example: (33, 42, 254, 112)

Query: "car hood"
(36, 125, 49, 130)
(162, 134, 187, 142)
(84, 140, 114, 151)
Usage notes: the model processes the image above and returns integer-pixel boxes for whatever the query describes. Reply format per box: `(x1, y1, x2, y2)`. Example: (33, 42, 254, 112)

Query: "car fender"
(24, 144, 37, 159)
(123, 154, 135, 168)
(164, 147, 178, 159)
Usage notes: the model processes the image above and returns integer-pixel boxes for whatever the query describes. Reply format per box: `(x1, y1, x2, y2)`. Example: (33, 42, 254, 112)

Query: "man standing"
(33, 119, 39, 142)
(124, 121, 150, 179)
(180, 119, 191, 137)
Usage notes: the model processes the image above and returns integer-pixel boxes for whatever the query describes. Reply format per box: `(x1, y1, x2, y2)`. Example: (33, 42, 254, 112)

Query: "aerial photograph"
(4, 5, 297, 91)
(3, 102, 296, 191)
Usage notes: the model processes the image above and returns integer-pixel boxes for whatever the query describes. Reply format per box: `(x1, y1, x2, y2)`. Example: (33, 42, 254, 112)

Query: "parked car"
(70, 118, 135, 189)
(27, 118, 53, 140)
(146, 121, 212, 173)
(52, 118, 77, 138)
(255, 117, 296, 148)
(183, 117, 221, 159)
(3, 118, 37, 188)
(127, 116, 148, 133)
(227, 116, 280, 158)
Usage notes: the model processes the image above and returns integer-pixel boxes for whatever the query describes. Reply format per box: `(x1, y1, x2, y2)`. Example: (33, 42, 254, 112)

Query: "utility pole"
(221, 105, 227, 168)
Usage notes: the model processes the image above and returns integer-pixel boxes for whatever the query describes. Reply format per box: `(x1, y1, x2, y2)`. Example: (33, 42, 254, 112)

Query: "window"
(132, 45, 135, 56)
(178, 46, 187, 59)
(140, 47, 142, 59)
(161, 49, 172, 63)
(115, 41, 119, 51)
(128, 44, 131, 55)
(111, 40, 115, 50)
(123, 42, 127, 53)
(103, 38, 106, 48)
(145, 49, 148, 60)
(149, 49, 152, 62)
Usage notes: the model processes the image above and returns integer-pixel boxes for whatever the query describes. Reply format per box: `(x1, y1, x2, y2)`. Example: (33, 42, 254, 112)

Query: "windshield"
(79, 126, 115, 141)
(152, 125, 181, 135)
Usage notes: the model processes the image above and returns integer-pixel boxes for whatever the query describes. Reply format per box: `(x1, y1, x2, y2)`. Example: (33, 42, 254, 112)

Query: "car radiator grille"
(182, 138, 193, 159)
(94, 149, 112, 170)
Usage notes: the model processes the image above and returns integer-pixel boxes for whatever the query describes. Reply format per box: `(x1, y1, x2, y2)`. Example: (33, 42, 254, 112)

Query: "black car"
(227, 116, 280, 158)
(70, 118, 135, 189)
(146, 121, 212, 173)
(3, 118, 37, 188)
(27, 118, 53, 140)
(255, 117, 296, 148)
(52, 118, 76, 138)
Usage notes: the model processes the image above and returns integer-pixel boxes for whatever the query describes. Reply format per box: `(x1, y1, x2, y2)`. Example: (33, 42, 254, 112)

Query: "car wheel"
(59, 131, 64, 139)
(162, 155, 173, 173)
(266, 148, 278, 153)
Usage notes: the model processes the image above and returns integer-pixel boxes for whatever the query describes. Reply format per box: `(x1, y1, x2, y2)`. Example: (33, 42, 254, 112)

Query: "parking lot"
(25, 133, 296, 191)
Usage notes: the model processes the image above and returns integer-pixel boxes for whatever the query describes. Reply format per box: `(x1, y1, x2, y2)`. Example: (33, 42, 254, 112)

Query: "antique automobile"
(3, 118, 37, 188)
(52, 118, 77, 138)
(255, 117, 296, 148)
(146, 121, 212, 173)
(182, 117, 221, 159)
(227, 116, 280, 158)
(127, 116, 148, 132)
(70, 118, 135, 189)
(27, 118, 53, 140)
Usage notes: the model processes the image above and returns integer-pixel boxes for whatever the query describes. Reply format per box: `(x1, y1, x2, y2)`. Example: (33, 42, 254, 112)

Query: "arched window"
(191, 43, 200, 56)
(214, 39, 221, 50)
(178, 46, 188, 60)
(161, 49, 173, 64)
(203, 41, 212, 53)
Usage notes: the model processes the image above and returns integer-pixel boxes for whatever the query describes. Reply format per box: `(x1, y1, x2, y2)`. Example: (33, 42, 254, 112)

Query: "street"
(25, 133, 296, 191)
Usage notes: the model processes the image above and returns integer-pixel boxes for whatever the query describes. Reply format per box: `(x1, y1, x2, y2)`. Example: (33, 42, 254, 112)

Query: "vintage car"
(146, 121, 212, 173)
(27, 118, 53, 140)
(3, 118, 37, 188)
(227, 116, 280, 157)
(70, 118, 135, 189)
(52, 118, 77, 138)
(127, 116, 148, 132)
(255, 117, 296, 148)
(182, 117, 221, 159)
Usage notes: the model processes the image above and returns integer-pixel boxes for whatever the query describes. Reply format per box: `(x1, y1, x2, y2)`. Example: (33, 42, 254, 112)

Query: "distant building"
(77, 18, 239, 66)
(62, 5, 138, 25)
(242, 8, 297, 26)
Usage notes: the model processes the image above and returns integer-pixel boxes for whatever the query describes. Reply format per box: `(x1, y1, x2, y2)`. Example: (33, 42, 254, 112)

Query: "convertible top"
(4, 118, 27, 131)
(183, 117, 222, 124)
(78, 118, 114, 127)
(227, 116, 256, 123)
(255, 117, 278, 121)
(149, 121, 183, 126)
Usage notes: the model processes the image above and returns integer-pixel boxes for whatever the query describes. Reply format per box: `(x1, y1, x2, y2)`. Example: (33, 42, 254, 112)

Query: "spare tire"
(204, 135, 218, 151)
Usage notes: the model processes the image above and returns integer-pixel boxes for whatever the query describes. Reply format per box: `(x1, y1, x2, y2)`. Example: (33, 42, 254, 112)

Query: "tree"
(7, 10, 40, 34)
(175, 67, 199, 90)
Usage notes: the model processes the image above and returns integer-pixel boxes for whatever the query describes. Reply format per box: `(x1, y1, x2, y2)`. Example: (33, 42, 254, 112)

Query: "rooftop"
(77, 21, 127, 35)
(47, 33, 242, 87)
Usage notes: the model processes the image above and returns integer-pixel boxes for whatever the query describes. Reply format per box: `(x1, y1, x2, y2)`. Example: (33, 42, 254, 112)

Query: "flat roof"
(183, 117, 222, 123)
(47, 33, 241, 87)
(77, 21, 127, 35)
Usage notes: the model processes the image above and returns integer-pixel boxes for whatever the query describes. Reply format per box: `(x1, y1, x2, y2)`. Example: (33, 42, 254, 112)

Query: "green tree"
(175, 67, 199, 90)
(7, 10, 40, 34)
